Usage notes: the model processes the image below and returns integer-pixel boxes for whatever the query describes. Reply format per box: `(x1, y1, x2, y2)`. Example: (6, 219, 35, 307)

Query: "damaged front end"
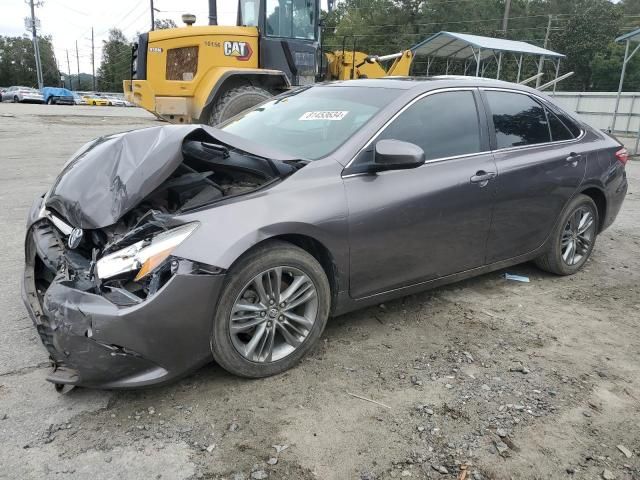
(22, 125, 301, 388)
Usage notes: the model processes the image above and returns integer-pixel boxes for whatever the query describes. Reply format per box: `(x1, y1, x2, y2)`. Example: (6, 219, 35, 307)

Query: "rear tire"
(207, 85, 271, 126)
(210, 240, 330, 378)
(13, 96, 18, 103)
(46, 97, 53, 105)
(534, 194, 599, 275)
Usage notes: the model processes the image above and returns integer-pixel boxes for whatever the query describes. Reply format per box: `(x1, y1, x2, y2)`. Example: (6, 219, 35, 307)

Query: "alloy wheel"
(229, 266, 318, 363)
(561, 206, 596, 266)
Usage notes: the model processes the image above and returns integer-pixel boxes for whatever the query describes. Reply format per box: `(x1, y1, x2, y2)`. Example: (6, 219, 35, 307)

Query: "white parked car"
(1, 86, 44, 103)
(103, 95, 127, 107)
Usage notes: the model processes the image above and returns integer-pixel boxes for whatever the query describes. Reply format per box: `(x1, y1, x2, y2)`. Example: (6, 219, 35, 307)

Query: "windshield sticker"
(299, 111, 349, 121)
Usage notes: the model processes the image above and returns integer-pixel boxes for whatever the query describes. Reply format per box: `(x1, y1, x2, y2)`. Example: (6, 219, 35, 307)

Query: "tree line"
(323, 0, 640, 91)
(0, 19, 176, 92)
(3, 3, 640, 92)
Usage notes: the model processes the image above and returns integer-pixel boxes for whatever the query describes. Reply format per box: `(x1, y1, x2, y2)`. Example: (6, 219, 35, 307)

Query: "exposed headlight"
(96, 223, 199, 281)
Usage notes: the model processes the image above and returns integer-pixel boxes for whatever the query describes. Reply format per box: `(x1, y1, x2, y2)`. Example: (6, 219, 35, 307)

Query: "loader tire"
(208, 86, 271, 126)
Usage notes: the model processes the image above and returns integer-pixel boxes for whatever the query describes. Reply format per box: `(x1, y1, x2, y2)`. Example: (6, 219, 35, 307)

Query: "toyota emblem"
(67, 228, 83, 249)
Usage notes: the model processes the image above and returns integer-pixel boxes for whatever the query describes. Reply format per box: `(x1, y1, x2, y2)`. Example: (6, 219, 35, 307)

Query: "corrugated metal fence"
(549, 91, 640, 152)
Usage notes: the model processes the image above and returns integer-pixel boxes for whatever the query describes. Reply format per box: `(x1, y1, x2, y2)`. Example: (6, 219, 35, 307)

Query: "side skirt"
(331, 247, 545, 317)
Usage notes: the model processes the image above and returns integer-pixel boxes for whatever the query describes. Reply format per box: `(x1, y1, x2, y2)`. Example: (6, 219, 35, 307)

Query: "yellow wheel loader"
(123, 0, 414, 126)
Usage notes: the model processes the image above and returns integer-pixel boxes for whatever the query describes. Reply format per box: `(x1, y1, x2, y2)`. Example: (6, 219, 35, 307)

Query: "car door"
(481, 89, 587, 263)
(343, 89, 498, 299)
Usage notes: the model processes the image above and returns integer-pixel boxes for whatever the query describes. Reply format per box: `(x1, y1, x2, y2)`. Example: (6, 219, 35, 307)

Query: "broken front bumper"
(22, 217, 225, 389)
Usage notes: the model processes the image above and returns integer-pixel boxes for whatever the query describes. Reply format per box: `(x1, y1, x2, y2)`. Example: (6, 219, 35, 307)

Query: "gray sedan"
(2, 86, 44, 103)
(22, 77, 628, 389)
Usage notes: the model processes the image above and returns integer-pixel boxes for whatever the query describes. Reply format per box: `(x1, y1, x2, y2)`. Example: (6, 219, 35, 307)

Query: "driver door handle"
(470, 171, 496, 186)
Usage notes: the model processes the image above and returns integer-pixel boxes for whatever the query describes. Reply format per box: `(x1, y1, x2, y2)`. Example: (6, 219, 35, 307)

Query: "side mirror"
(373, 139, 425, 172)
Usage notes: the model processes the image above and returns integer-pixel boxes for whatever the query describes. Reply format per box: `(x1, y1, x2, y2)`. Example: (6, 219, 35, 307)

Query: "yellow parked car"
(83, 95, 109, 106)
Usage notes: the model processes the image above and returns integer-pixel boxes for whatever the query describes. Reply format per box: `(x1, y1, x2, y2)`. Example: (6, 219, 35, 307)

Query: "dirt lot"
(0, 103, 638, 480)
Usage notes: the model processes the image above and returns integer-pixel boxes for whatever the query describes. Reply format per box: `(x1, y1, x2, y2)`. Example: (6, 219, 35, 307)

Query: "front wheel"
(535, 194, 598, 275)
(210, 240, 330, 378)
(207, 85, 271, 126)
(13, 96, 19, 103)
(46, 97, 53, 105)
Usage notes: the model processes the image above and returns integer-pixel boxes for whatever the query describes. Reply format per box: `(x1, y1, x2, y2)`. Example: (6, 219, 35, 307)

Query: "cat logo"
(223, 41, 252, 61)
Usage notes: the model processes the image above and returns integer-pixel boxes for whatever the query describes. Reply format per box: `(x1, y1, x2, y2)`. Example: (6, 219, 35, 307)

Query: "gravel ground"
(0, 103, 639, 480)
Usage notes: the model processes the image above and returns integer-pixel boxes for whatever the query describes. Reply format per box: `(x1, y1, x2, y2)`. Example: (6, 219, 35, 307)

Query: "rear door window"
(378, 90, 482, 161)
(485, 91, 551, 149)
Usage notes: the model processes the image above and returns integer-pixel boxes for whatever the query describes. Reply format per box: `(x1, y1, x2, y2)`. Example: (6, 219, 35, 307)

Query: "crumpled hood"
(45, 125, 197, 229)
(45, 124, 301, 229)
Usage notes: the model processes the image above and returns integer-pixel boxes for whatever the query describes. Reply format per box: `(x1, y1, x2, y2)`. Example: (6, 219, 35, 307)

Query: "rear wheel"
(210, 240, 330, 378)
(13, 96, 18, 103)
(207, 85, 271, 126)
(535, 194, 598, 275)
(46, 97, 53, 105)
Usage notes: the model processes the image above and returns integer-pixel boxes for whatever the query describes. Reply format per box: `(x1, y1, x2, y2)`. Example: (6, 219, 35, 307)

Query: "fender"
(195, 68, 291, 122)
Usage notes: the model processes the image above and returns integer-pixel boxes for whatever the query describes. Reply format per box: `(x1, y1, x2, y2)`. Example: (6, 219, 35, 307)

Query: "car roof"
(317, 76, 536, 93)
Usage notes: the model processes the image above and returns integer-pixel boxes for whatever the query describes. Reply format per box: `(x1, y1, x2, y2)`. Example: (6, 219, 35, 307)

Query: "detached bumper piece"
(22, 219, 225, 389)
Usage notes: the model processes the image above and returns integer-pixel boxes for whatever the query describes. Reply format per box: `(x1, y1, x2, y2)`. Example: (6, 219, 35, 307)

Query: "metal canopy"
(409, 31, 566, 87)
(411, 31, 565, 60)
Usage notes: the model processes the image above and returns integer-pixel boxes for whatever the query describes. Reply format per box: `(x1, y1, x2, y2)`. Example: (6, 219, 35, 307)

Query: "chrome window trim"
(343, 85, 587, 176)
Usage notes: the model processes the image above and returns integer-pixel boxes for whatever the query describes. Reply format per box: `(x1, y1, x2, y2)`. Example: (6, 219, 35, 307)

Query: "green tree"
(0, 35, 60, 87)
(550, 0, 623, 90)
(322, 0, 634, 91)
(154, 18, 178, 29)
(97, 28, 131, 92)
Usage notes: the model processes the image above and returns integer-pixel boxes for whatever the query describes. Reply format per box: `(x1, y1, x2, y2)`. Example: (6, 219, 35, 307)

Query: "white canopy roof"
(411, 31, 565, 60)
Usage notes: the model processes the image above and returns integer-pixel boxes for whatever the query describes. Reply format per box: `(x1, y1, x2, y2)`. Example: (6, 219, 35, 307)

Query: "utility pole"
(66, 49, 72, 90)
(536, 15, 553, 88)
(91, 27, 96, 91)
(76, 40, 81, 91)
(150, 0, 155, 30)
(502, 0, 511, 33)
(27, 0, 44, 89)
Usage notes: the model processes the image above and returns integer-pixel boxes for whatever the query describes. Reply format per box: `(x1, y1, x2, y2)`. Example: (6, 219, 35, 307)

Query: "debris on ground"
(503, 273, 530, 282)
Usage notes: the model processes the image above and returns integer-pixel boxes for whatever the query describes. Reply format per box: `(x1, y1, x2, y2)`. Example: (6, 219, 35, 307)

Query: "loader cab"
(237, 0, 320, 85)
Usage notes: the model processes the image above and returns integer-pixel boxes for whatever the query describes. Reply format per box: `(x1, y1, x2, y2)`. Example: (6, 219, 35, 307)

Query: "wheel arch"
(198, 70, 290, 123)
(579, 185, 607, 232)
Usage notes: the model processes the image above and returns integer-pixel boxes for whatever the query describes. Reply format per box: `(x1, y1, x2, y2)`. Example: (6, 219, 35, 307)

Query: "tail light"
(615, 147, 629, 166)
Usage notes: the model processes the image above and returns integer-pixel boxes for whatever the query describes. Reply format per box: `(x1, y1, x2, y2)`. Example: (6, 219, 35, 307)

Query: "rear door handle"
(470, 171, 496, 186)
(566, 152, 582, 167)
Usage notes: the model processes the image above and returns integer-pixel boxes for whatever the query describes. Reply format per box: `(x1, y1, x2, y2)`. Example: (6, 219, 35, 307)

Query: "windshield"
(219, 86, 398, 160)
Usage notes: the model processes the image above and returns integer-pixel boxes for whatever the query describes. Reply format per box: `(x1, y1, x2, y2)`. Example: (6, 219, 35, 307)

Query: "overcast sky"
(1, 0, 328, 75)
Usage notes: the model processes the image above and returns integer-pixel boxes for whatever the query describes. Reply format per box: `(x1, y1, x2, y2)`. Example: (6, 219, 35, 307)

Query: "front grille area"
(166, 46, 199, 81)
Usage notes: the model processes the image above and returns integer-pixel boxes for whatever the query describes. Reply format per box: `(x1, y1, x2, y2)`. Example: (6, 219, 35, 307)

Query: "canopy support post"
(516, 54, 523, 83)
(536, 56, 545, 88)
(445, 58, 450, 75)
(496, 52, 503, 79)
(475, 48, 481, 76)
(553, 59, 561, 93)
(613, 39, 631, 132)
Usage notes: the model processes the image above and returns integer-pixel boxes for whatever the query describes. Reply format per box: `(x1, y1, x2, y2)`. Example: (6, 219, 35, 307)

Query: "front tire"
(535, 194, 598, 275)
(210, 240, 330, 378)
(46, 97, 53, 105)
(207, 85, 271, 126)
(13, 96, 19, 103)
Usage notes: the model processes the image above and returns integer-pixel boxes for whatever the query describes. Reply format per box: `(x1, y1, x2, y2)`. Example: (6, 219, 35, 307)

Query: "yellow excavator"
(123, 0, 414, 125)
